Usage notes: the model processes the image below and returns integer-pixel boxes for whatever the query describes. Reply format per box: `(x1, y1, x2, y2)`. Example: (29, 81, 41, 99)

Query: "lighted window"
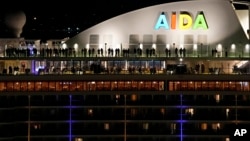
(118, 81, 125, 90)
(226, 108, 230, 118)
(188, 81, 194, 90)
(215, 94, 220, 103)
(160, 108, 165, 115)
(96, 81, 104, 90)
(35, 82, 42, 91)
(212, 123, 220, 130)
(202, 81, 207, 90)
(131, 108, 137, 117)
(33, 123, 41, 130)
(104, 123, 110, 130)
(75, 138, 83, 141)
(103, 81, 110, 90)
(88, 109, 93, 116)
(185, 108, 194, 116)
(225, 137, 230, 141)
(125, 81, 131, 89)
(201, 123, 207, 130)
(0, 82, 5, 91)
(114, 94, 120, 104)
(55, 82, 62, 91)
(41, 81, 49, 91)
(215, 81, 222, 90)
(6, 82, 13, 91)
(62, 81, 70, 91)
(28, 82, 35, 91)
(49, 81, 56, 91)
(168, 81, 174, 91)
(170, 123, 176, 134)
(131, 94, 137, 101)
(14, 82, 20, 91)
(143, 123, 149, 130)
(180, 81, 187, 90)
(88, 81, 96, 91)
(242, 81, 249, 91)
(131, 81, 138, 90)
(152, 81, 159, 90)
(111, 81, 118, 90)
(115, 94, 120, 99)
(138, 81, 144, 90)
(159, 81, 164, 90)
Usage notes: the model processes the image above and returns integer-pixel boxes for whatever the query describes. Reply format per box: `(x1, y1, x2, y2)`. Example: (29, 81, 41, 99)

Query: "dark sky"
(0, 0, 248, 41)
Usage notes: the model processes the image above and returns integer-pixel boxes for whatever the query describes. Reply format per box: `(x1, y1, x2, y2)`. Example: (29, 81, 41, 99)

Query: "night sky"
(0, 0, 247, 41)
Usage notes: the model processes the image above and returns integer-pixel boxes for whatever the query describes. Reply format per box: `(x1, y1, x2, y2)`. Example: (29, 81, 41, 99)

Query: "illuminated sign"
(154, 11, 208, 30)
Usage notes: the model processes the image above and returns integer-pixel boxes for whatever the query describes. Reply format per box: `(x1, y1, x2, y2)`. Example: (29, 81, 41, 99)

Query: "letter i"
(171, 12, 176, 29)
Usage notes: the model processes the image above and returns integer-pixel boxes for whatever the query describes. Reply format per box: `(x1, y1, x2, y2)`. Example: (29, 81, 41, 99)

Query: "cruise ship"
(0, 0, 250, 141)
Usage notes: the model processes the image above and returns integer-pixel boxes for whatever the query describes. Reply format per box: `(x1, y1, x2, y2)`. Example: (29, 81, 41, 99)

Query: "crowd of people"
(4, 46, 190, 58)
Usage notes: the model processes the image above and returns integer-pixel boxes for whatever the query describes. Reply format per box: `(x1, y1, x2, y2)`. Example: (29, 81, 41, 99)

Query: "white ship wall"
(65, 0, 249, 52)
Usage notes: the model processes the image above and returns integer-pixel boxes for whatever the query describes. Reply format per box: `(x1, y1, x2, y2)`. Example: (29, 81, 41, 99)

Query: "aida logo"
(154, 11, 208, 30)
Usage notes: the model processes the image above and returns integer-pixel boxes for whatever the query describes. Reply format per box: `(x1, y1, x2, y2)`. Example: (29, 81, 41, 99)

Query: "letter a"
(154, 12, 169, 30)
(193, 13, 208, 29)
(234, 129, 241, 136)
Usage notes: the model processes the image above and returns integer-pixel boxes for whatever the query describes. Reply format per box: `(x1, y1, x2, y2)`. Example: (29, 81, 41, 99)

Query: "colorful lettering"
(154, 11, 208, 30)
(154, 12, 169, 30)
(171, 12, 176, 29)
(179, 13, 192, 29)
(193, 13, 208, 29)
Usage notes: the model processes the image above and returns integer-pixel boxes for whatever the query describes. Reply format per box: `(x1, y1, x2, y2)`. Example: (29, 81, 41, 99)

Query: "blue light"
(176, 105, 188, 108)
(31, 60, 34, 74)
(177, 120, 187, 123)
(69, 95, 72, 141)
(180, 94, 183, 141)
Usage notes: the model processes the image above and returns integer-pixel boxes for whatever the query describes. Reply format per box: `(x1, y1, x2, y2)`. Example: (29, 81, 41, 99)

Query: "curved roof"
(65, 0, 248, 49)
